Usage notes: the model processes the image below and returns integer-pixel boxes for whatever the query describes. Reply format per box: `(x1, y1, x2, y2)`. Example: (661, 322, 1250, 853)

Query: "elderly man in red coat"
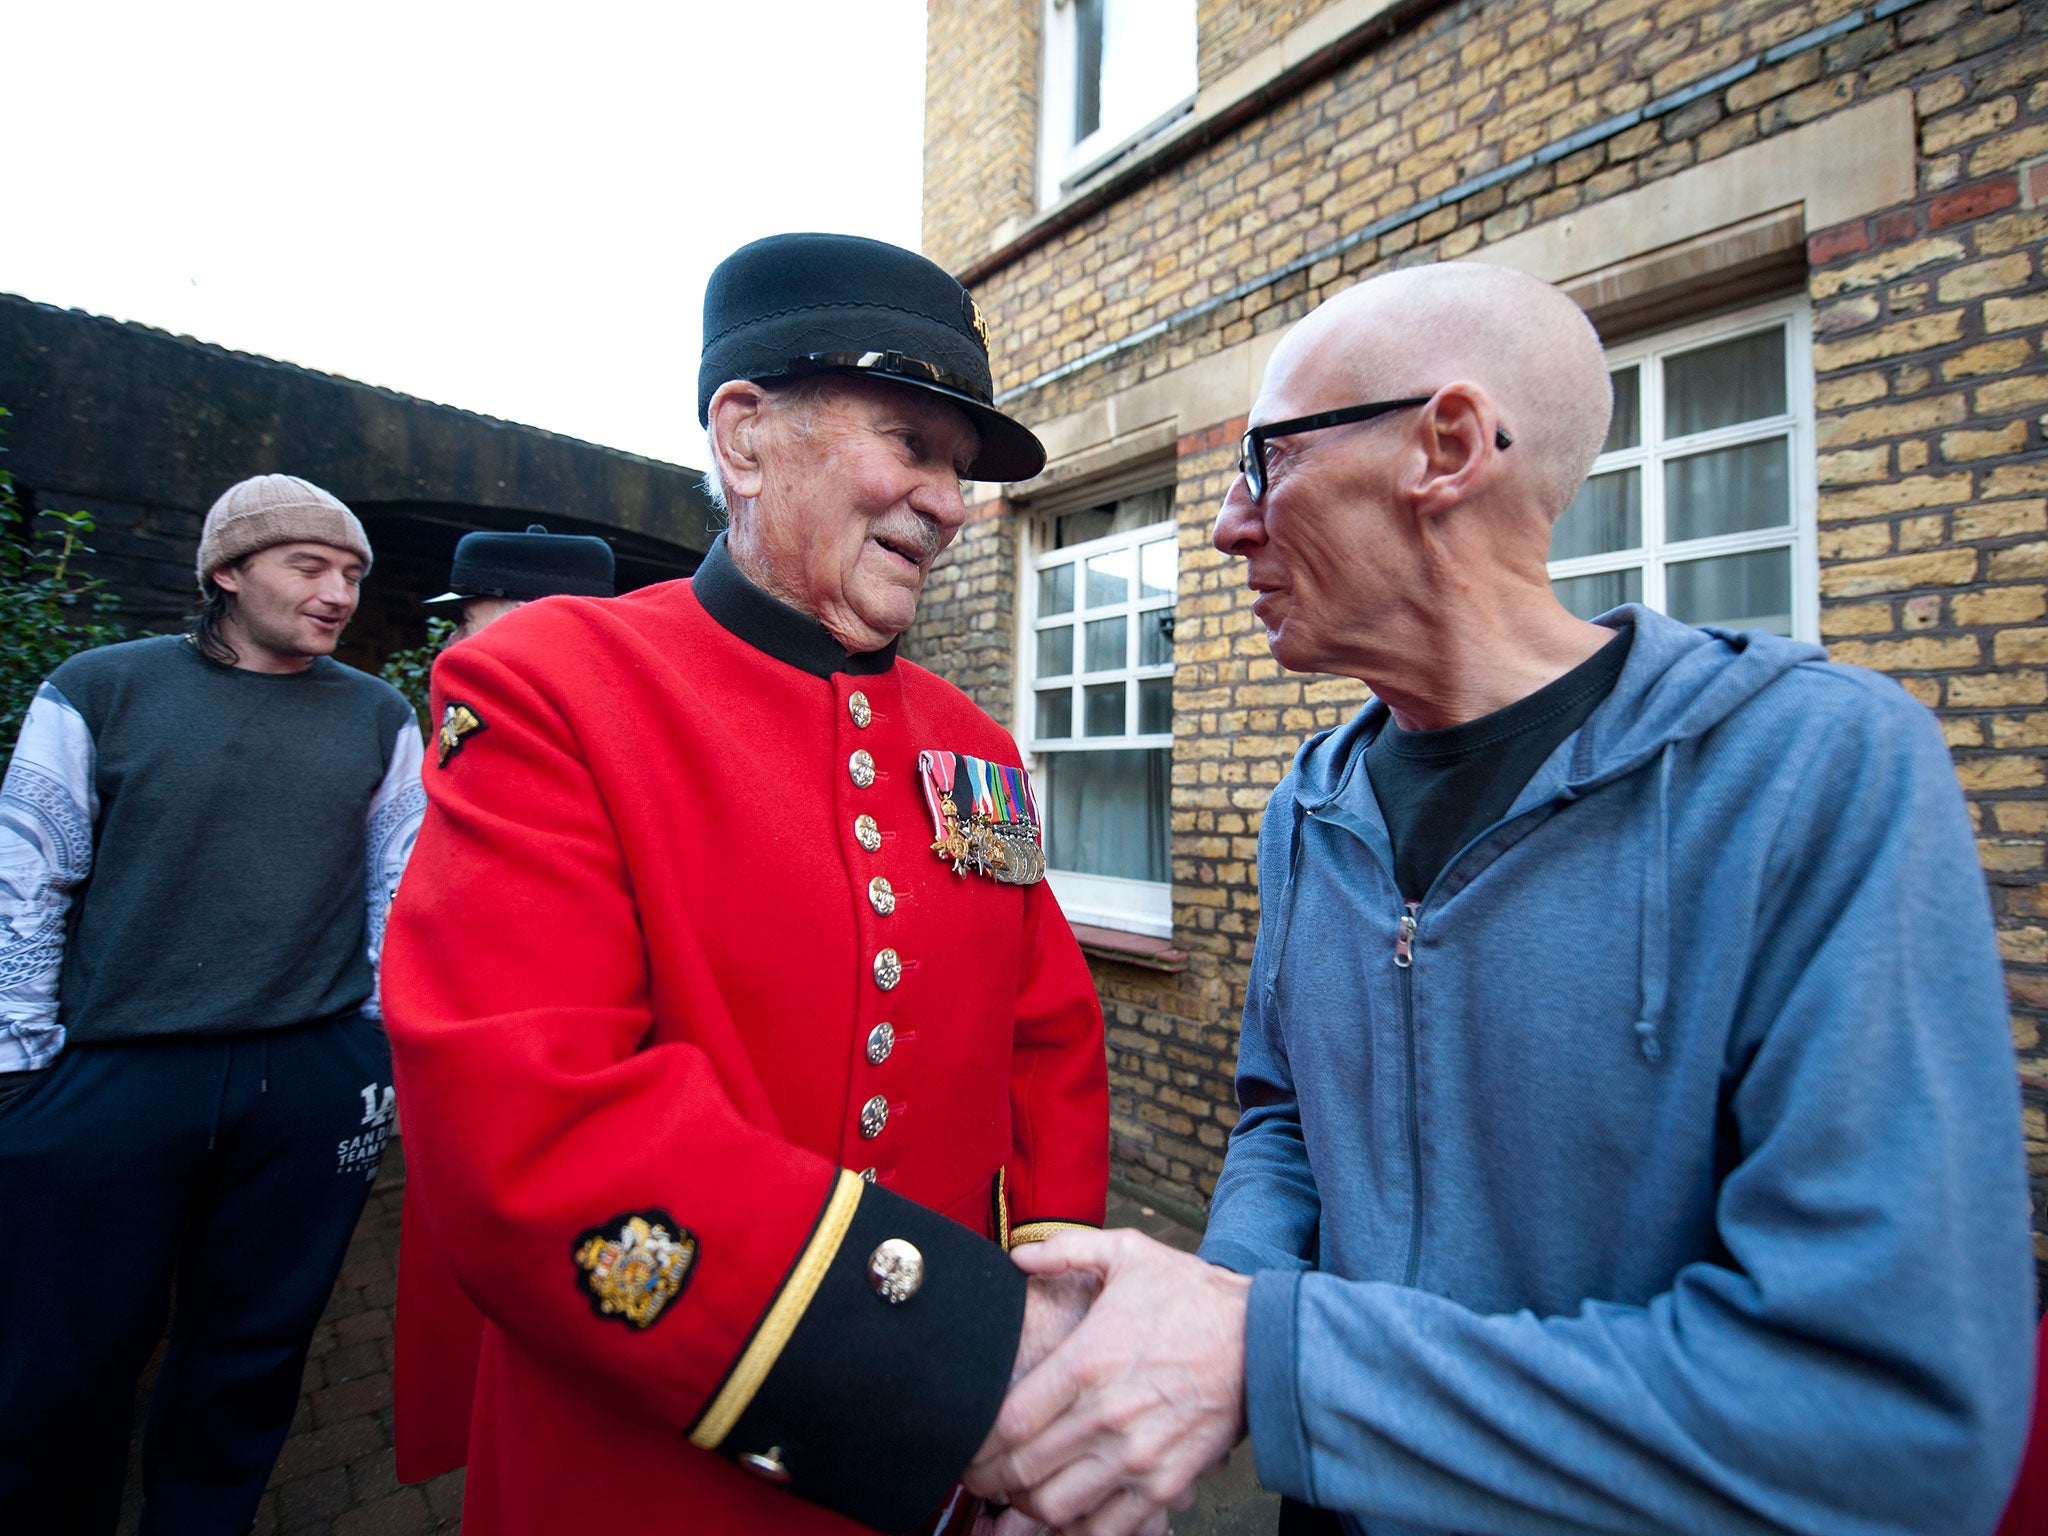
(382, 233, 1110, 1535)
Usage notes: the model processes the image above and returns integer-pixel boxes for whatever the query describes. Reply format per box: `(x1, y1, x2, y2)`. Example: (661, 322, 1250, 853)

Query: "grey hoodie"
(1201, 605, 2034, 1535)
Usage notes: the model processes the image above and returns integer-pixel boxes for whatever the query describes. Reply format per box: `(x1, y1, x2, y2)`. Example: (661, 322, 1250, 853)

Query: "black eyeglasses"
(1236, 397, 1514, 500)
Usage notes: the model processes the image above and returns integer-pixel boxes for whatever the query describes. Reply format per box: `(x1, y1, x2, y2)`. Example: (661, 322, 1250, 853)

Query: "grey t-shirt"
(10, 635, 422, 1045)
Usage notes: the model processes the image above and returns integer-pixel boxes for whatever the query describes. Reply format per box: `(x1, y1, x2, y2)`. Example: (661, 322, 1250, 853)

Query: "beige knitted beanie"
(195, 474, 373, 591)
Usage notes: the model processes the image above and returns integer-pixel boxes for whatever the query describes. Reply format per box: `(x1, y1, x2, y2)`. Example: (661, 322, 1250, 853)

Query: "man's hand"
(965, 1229, 1253, 1536)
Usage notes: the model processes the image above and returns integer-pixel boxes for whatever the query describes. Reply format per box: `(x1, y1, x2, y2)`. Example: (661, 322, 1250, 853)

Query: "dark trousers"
(1279, 1498, 1346, 1535)
(0, 1014, 393, 1535)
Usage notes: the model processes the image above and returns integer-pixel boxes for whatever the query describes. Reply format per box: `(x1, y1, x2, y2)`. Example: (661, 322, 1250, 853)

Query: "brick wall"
(1198, 0, 1348, 87)
(923, 0, 1042, 275)
(920, 0, 2048, 1243)
(1804, 68, 2048, 1264)
(901, 510, 1019, 718)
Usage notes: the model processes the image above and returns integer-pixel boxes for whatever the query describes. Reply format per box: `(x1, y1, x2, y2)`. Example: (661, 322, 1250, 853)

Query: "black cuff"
(720, 1183, 1027, 1533)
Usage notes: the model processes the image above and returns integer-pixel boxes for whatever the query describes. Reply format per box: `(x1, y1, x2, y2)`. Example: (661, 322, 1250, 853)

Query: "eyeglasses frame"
(1236, 396, 1514, 500)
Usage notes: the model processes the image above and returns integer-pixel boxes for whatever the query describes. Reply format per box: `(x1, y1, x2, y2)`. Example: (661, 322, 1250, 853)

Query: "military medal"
(918, 750, 1045, 886)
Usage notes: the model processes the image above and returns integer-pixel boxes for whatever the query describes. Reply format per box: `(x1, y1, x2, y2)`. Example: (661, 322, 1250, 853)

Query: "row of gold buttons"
(849, 690, 896, 1155)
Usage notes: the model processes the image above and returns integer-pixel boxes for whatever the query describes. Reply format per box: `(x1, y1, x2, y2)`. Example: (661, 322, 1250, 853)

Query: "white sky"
(1, 1, 930, 469)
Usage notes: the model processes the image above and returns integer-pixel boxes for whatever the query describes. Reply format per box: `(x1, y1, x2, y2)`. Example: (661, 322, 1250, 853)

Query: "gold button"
(738, 1448, 792, 1485)
(868, 1238, 924, 1304)
(849, 749, 875, 789)
(868, 876, 895, 915)
(859, 1095, 889, 1138)
(859, 1166, 877, 1183)
(873, 949, 901, 990)
(866, 1022, 894, 1066)
(854, 815, 881, 853)
(849, 691, 872, 728)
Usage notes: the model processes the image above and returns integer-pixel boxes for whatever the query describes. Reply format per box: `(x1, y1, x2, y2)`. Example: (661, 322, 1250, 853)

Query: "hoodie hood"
(1287, 605, 1827, 811)
(1270, 605, 1828, 1068)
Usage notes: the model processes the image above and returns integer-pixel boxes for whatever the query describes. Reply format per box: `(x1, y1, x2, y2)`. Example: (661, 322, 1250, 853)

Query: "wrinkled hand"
(965, 1229, 1252, 1536)
(1013, 1268, 1100, 1383)
(965, 1267, 1101, 1536)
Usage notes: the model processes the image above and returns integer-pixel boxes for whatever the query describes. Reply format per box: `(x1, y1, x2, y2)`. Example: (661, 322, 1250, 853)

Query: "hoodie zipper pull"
(1395, 902, 1419, 968)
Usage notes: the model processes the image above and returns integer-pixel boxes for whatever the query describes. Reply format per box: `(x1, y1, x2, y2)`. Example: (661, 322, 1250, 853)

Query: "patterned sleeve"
(0, 683, 97, 1070)
(362, 719, 427, 1020)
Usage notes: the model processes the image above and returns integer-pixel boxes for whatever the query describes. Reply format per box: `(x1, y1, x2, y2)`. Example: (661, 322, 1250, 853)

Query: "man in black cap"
(425, 523, 616, 644)
(382, 233, 1112, 1536)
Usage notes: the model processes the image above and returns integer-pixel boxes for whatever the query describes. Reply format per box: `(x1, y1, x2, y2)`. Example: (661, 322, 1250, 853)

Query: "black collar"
(691, 532, 898, 678)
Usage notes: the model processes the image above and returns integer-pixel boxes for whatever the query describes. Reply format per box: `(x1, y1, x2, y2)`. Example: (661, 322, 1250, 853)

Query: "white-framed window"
(1039, 0, 1197, 207)
(1022, 489, 1176, 936)
(1549, 296, 1819, 642)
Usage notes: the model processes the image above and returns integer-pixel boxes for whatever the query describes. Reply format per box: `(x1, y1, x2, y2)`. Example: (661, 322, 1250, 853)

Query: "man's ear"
(1408, 383, 1505, 521)
(708, 381, 771, 501)
(209, 561, 244, 596)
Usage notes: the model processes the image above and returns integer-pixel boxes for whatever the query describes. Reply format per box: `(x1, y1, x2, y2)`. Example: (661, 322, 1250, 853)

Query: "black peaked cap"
(697, 232, 1045, 483)
(426, 524, 616, 605)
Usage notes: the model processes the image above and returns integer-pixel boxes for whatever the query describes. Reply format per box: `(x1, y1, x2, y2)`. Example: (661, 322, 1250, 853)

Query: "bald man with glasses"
(965, 262, 2034, 1536)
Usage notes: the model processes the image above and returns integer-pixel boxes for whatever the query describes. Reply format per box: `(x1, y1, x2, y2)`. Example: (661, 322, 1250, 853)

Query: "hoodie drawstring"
(1266, 802, 1312, 1011)
(1632, 743, 1675, 1063)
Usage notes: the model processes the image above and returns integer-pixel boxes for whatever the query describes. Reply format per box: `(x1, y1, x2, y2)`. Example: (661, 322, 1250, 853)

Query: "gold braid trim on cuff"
(1006, 1220, 1098, 1250)
(689, 1169, 865, 1449)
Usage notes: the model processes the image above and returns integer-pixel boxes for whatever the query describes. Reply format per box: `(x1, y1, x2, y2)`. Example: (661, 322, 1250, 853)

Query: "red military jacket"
(383, 537, 1108, 1535)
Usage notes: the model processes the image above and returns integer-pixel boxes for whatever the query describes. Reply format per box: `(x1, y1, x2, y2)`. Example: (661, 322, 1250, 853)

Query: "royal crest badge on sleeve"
(572, 1210, 698, 1330)
(917, 750, 1045, 886)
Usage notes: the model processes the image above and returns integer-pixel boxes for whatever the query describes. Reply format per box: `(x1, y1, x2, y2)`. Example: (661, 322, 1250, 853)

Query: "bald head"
(1267, 263, 1610, 522)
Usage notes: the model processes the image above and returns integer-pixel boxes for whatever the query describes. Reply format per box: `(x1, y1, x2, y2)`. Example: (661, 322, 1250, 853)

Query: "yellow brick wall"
(913, 0, 2048, 1244)
(923, 0, 1042, 275)
(1198, 0, 1349, 87)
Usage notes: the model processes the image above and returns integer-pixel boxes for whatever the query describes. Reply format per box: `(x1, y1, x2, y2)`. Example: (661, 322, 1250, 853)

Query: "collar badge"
(436, 702, 486, 768)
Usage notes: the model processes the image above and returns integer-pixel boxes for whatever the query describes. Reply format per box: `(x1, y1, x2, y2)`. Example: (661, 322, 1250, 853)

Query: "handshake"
(961, 1230, 1257, 1536)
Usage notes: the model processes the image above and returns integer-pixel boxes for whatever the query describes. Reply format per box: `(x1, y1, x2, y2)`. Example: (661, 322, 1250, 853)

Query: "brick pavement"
(116, 1149, 1276, 1536)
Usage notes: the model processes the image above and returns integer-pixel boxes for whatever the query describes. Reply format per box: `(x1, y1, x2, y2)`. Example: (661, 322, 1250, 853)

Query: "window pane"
(1664, 328, 1787, 437)
(1074, 0, 1104, 139)
(1667, 548, 1793, 635)
(1056, 506, 1116, 548)
(1552, 468, 1641, 560)
(1551, 567, 1641, 620)
(1085, 549, 1132, 606)
(1138, 676, 1172, 734)
(1036, 624, 1073, 677)
(1139, 608, 1174, 666)
(1084, 616, 1128, 671)
(1054, 488, 1171, 548)
(1084, 682, 1126, 736)
(1665, 438, 1789, 543)
(1044, 748, 1170, 883)
(1139, 539, 1175, 598)
(1038, 563, 1074, 616)
(1605, 366, 1640, 452)
(1036, 688, 1073, 739)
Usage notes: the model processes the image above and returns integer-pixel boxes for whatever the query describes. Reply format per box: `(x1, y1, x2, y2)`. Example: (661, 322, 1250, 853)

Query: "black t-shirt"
(1366, 627, 1632, 901)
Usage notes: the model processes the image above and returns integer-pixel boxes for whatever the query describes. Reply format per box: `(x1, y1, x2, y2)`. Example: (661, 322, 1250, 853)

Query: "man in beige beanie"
(192, 472, 375, 669)
(0, 472, 426, 1532)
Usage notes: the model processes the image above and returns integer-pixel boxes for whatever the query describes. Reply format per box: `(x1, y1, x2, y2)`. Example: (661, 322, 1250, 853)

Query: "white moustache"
(875, 522, 943, 564)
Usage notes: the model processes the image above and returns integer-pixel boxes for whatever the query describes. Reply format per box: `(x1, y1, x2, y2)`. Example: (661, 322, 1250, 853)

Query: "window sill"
(1070, 922, 1188, 972)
